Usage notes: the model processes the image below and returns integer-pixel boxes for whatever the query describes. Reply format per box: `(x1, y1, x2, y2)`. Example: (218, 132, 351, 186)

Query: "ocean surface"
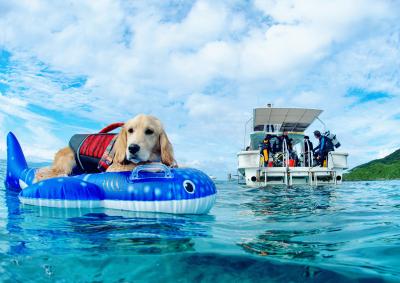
(1, 159, 400, 282)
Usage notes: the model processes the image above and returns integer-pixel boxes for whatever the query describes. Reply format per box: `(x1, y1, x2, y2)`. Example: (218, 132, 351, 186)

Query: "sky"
(0, 0, 400, 178)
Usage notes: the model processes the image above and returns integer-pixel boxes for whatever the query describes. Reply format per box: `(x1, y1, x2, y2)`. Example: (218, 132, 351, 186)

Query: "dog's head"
(113, 114, 176, 166)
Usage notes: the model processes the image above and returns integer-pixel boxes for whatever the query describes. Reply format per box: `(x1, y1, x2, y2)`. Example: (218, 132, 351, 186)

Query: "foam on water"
(0, 159, 399, 282)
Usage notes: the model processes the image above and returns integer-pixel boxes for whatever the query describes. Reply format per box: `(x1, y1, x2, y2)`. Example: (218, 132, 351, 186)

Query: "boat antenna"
(244, 117, 252, 149)
(316, 117, 327, 132)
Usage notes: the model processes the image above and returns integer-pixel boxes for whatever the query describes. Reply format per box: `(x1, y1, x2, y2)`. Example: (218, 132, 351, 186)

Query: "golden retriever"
(36, 114, 176, 181)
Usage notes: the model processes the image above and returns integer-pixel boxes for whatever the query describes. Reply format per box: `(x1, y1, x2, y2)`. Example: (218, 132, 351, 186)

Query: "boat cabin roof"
(253, 107, 323, 132)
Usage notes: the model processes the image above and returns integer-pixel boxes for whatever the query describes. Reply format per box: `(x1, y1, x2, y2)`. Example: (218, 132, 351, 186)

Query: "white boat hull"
(237, 151, 348, 187)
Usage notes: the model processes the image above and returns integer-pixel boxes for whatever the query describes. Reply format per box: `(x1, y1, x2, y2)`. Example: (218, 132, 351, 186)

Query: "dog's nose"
(128, 144, 140, 154)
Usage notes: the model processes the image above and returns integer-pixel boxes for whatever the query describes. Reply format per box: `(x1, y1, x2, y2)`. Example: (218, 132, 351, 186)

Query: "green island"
(344, 149, 400, 181)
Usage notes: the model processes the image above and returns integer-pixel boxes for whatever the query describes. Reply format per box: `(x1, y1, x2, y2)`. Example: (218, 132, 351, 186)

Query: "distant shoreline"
(344, 148, 400, 182)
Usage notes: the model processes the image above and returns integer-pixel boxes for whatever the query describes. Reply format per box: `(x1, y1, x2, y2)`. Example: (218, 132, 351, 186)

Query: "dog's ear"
(160, 130, 176, 167)
(113, 127, 127, 164)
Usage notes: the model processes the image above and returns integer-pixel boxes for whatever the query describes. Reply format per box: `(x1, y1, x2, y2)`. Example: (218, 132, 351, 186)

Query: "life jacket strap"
(96, 123, 125, 171)
(97, 134, 119, 172)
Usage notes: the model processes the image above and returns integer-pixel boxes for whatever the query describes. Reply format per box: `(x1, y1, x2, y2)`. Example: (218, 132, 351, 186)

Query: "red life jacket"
(69, 123, 123, 173)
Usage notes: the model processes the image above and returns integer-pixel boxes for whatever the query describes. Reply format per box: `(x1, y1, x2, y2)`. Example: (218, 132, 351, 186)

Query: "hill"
(344, 149, 400, 181)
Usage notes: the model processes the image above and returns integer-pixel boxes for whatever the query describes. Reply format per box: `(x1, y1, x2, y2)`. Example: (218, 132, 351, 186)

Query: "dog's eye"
(128, 128, 134, 134)
(183, 180, 195, 194)
(145, 128, 154, 135)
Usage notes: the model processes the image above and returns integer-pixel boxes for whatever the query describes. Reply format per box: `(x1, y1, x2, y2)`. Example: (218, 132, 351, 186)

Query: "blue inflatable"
(4, 132, 217, 214)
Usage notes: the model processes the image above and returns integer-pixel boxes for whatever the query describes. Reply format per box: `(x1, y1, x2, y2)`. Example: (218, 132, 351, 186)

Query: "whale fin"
(5, 132, 35, 191)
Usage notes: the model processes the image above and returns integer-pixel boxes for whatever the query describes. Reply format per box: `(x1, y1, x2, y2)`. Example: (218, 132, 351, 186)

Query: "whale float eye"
(183, 180, 195, 194)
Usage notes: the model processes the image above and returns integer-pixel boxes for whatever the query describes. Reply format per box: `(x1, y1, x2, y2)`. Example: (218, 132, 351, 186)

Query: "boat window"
(265, 124, 275, 132)
(254, 125, 264, 131)
(254, 124, 282, 132)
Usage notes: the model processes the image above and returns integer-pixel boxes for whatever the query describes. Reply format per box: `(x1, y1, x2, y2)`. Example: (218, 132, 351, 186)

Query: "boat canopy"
(253, 107, 322, 132)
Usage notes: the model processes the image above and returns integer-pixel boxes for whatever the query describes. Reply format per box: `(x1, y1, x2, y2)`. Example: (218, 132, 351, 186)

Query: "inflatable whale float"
(4, 132, 217, 214)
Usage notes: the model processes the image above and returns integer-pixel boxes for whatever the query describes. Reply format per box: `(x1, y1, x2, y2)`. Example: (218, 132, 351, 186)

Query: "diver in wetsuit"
(313, 130, 334, 166)
(260, 134, 272, 167)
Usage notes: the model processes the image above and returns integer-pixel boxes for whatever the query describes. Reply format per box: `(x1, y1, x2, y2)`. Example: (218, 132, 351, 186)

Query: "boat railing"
(282, 139, 289, 167)
(303, 139, 314, 167)
(258, 152, 264, 167)
(243, 117, 253, 150)
(258, 140, 290, 168)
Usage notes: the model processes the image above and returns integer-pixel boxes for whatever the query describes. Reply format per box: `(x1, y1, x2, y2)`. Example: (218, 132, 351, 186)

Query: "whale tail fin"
(5, 132, 35, 191)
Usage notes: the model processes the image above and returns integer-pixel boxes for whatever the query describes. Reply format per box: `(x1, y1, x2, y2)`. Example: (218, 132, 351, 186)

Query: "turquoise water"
(1, 160, 400, 282)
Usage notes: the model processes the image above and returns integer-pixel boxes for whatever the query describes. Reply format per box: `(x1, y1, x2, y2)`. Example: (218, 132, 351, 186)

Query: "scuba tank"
(323, 131, 341, 149)
(269, 135, 280, 153)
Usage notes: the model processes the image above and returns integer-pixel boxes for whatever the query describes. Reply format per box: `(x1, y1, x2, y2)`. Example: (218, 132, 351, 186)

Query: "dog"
(35, 114, 176, 181)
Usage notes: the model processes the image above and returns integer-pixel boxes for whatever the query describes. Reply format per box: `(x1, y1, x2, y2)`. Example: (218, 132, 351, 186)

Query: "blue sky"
(1, 0, 400, 177)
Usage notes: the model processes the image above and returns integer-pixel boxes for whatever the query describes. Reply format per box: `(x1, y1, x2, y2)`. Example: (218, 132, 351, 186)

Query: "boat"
(237, 105, 348, 186)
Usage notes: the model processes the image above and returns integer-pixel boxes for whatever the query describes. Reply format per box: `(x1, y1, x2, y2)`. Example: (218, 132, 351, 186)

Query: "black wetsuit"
(314, 136, 334, 166)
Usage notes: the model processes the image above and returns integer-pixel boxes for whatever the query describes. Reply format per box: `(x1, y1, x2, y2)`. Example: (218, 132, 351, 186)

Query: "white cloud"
(0, 95, 48, 123)
(0, 94, 64, 160)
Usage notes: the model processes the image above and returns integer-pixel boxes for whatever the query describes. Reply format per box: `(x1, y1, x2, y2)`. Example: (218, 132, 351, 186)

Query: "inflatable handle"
(129, 164, 173, 181)
(99, 122, 124, 133)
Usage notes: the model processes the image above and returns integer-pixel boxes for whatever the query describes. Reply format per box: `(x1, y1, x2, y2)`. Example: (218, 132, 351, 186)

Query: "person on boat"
(303, 135, 313, 166)
(260, 134, 272, 167)
(313, 130, 334, 166)
(289, 138, 294, 151)
(269, 134, 280, 154)
(269, 132, 292, 166)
